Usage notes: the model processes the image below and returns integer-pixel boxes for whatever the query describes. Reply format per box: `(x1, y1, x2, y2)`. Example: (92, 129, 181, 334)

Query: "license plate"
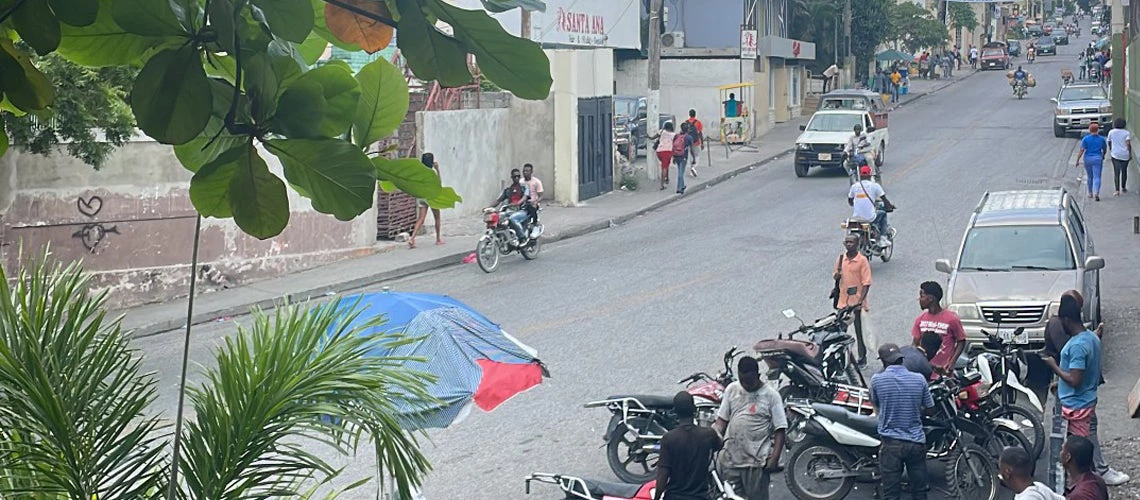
(818, 153, 832, 161)
(998, 328, 1030, 345)
(1081, 119, 1090, 125)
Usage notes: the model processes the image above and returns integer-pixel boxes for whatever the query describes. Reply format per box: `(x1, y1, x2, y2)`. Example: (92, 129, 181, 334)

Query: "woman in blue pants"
(1077, 123, 1108, 201)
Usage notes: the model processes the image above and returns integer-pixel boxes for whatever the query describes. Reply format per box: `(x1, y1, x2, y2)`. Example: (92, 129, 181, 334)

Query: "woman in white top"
(1107, 117, 1132, 196)
(651, 121, 677, 191)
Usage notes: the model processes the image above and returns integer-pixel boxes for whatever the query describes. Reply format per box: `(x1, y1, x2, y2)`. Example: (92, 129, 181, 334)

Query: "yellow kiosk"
(718, 83, 753, 144)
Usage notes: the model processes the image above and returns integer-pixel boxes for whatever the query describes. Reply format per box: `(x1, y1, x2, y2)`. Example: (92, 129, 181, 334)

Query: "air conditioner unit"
(661, 32, 685, 48)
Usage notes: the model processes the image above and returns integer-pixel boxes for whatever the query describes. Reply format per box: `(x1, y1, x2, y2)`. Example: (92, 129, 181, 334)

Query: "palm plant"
(0, 252, 438, 499)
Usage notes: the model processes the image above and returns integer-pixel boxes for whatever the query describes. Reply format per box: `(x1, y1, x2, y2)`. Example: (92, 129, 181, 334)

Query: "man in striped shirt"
(871, 343, 935, 500)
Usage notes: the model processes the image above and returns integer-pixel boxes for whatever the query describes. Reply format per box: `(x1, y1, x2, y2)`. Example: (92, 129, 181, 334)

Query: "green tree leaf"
(426, 186, 462, 209)
(229, 143, 290, 238)
(290, 62, 360, 137)
(0, 121, 8, 158)
(48, 0, 99, 27)
(352, 57, 408, 148)
(481, 0, 546, 13)
(396, 0, 473, 87)
(253, 0, 314, 43)
(211, 0, 272, 55)
(243, 53, 279, 120)
(266, 138, 376, 220)
(371, 157, 442, 200)
(299, 31, 329, 64)
(58, 0, 182, 67)
(189, 143, 245, 217)
(12, 0, 63, 54)
(111, 0, 187, 36)
(130, 45, 212, 144)
(0, 39, 56, 111)
(425, 0, 551, 99)
(272, 80, 328, 138)
(174, 79, 250, 172)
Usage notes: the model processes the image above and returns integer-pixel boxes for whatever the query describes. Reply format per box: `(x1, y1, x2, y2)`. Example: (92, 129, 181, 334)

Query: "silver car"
(1052, 83, 1112, 137)
(935, 189, 1104, 348)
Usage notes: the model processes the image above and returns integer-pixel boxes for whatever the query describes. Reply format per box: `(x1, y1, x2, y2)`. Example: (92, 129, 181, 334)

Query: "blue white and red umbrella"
(333, 290, 548, 429)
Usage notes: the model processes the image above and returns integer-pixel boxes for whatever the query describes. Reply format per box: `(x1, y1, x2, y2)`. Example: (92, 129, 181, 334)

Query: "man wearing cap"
(655, 391, 723, 500)
(871, 343, 935, 500)
(848, 165, 895, 248)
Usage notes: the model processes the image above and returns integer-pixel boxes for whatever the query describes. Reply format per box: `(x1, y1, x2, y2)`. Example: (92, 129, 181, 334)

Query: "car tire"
(1054, 124, 1067, 137)
(794, 162, 809, 177)
(875, 142, 885, 167)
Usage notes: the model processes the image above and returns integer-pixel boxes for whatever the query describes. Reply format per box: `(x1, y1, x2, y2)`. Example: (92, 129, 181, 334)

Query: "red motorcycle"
(525, 471, 744, 500)
(584, 347, 741, 483)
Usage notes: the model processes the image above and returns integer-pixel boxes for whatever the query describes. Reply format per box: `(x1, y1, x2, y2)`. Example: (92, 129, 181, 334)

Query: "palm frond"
(0, 250, 169, 499)
(177, 298, 438, 499)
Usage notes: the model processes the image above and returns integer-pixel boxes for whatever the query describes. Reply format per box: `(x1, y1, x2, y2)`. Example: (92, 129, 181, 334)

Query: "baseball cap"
(878, 343, 903, 364)
(859, 165, 873, 176)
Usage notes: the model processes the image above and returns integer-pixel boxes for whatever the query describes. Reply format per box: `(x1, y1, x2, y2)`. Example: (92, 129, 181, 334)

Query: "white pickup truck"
(793, 109, 889, 178)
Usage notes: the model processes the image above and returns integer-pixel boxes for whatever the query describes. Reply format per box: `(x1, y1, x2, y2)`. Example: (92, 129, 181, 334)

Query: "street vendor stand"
(718, 82, 753, 145)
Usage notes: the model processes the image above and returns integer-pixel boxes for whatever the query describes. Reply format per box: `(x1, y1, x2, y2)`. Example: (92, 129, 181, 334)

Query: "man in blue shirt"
(724, 93, 740, 118)
(871, 343, 934, 500)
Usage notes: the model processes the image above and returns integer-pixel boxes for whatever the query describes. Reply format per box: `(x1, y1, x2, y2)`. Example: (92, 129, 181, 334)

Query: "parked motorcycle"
(952, 370, 1038, 464)
(783, 374, 999, 500)
(476, 206, 542, 273)
(842, 203, 896, 263)
(525, 470, 744, 500)
(584, 347, 741, 483)
(756, 305, 867, 391)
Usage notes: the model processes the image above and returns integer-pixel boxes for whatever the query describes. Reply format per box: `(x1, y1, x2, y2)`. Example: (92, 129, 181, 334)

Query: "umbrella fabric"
(876, 49, 912, 62)
(335, 292, 545, 429)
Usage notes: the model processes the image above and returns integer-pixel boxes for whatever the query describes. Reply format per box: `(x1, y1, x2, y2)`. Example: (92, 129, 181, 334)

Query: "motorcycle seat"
(754, 339, 819, 362)
(605, 394, 675, 409)
(577, 479, 643, 499)
(812, 402, 880, 437)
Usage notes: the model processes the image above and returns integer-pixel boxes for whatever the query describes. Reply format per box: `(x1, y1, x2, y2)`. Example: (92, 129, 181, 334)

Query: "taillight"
(488, 212, 500, 225)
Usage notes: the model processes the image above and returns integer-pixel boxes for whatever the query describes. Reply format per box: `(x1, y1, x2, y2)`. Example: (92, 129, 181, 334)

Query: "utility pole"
(521, 9, 532, 39)
(1110, 0, 1124, 115)
(647, 0, 663, 184)
(844, 0, 853, 87)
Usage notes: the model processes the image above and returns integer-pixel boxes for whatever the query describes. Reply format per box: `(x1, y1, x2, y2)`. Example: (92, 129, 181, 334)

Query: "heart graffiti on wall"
(72, 194, 118, 253)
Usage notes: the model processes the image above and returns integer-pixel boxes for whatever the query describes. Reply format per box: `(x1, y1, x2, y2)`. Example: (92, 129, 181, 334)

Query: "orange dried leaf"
(324, 0, 394, 54)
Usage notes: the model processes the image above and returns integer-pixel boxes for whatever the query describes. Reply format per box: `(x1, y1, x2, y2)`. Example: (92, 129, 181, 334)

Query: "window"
(1068, 211, 1086, 256)
(789, 70, 801, 106)
(805, 113, 862, 132)
(958, 225, 1076, 271)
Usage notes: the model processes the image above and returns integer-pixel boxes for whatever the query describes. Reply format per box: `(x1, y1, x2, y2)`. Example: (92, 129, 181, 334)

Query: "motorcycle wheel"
(521, 237, 541, 260)
(945, 444, 999, 500)
(990, 404, 1045, 460)
(476, 236, 500, 273)
(879, 237, 893, 263)
(984, 427, 1035, 473)
(606, 416, 667, 484)
(784, 439, 856, 500)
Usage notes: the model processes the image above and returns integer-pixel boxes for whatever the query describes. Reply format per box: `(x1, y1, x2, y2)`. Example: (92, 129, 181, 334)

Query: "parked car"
(1027, 24, 1044, 37)
(1036, 36, 1057, 55)
(1051, 83, 1112, 137)
(1007, 39, 1022, 57)
(793, 109, 889, 177)
(1053, 30, 1070, 44)
(614, 96, 675, 158)
(980, 47, 1011, 70)
(935, 188, 1104, 353)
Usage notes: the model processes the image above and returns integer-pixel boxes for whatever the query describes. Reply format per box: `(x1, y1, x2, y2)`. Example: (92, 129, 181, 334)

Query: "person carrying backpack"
(673, 122, 695, 195)
(684, 109, 704, 177)
(650, 122, 677, 190)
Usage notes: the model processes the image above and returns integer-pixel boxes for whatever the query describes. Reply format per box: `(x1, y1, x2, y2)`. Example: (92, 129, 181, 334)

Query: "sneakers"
(1103, 469, 1131, 486)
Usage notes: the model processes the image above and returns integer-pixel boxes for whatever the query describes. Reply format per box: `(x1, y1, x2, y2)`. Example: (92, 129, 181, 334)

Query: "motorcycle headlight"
(948, 303, 982, 320)
(1100, 104, 1112, 113)
(797, 143, 810, 150)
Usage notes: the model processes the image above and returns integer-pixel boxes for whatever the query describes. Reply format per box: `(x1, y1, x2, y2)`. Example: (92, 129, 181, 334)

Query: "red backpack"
(672, 133, 686, 156)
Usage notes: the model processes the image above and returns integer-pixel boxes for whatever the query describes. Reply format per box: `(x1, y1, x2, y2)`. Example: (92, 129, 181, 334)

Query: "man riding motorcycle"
(848, 166, 895, 248)
(1026, 45, 1036, 63)
(1012, 65, 1029, 96)
(844, 124, 874, 180)
(488, 168, 533, 245)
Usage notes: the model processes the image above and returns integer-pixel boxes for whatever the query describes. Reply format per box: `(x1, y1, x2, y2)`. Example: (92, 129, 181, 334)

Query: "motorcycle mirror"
(782, 309, 797, 319)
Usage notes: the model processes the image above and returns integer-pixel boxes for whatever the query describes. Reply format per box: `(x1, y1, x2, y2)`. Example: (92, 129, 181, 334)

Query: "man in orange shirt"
(685, 109, 703, 177)
(835, 234, 872, 366)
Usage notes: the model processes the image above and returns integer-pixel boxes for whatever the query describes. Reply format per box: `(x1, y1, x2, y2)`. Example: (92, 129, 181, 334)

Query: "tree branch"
(323, 0, 399, 29)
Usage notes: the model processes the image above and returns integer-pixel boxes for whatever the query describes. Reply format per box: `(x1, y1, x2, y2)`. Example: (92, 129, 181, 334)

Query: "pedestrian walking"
(871, 343, 934, 500)
(673, 122, 695, 195)
(910, 281, 965, 376)
(1076, 123, 1108, 200)
(999, 447, 1064, 500)
(714, 356, 787, 500)
(835, 234, 872, 366)
(890, 68, 901, 103)
(1107, 117, 1131, 195)
(969, 45, 979, 69)
(654, 392, 724, 500)
(685, 109, 704, 177)
(953, 46, 961, 71)
(1063, 436, 1111, 500)
(652, 122, 677, 191)
(409, 153, 444, 248)
(823, 63, 839, 93)
(1038, 295, 1130, 486)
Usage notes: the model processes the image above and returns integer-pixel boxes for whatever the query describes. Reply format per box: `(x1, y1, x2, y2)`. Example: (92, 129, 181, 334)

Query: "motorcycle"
(476, 205, 543, 273)
(584, 347, 742, 483)
(525, 470, 743, 500)
(842, 151, 880, 186)
(783, 374, 999, 500)
(951, 370, 1038, 464)
(756, 305, 867, 391)
(1013, 80, 1028, 99)
(841, 202, 896, 263)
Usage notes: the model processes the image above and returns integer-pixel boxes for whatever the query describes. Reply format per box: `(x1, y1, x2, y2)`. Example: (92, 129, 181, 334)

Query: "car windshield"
(983, 50, 1003, 57)
(806, 114, 863, 132)
(1059, 87, 1108, 101)
(1039, 38, 1053, 45)
(1009, 41, 1021, 48)
(958, 225, 1075, 271)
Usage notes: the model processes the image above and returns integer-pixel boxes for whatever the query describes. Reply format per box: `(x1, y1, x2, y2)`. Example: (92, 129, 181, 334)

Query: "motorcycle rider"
(871, 344, 935, 500)
(488, 168, 532, 245)
(844, 124, 874, 183)
(654, 392, 724, 500)
(848, 165, 894, 248)
(1013, 65, 1029, 96)
(522, 163, 543, 229)
(1027, 44, 1037, 63)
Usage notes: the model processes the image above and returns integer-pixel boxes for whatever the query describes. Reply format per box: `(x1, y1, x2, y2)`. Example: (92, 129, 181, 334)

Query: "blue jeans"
(874, 210, 889, 241)
(508, 210, 529, 240)
(1085, 156, 1103, 194)
(674, 155, 687, 192)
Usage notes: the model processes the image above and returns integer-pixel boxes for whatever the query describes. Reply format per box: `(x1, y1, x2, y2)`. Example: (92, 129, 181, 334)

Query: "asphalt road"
(136, 29, 1140, 500)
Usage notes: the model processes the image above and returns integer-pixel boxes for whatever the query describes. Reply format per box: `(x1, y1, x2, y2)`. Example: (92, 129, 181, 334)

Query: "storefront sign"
(757, 36, 816, 60)
(741, 30, 759, 59)
(447, 0, 642, 50)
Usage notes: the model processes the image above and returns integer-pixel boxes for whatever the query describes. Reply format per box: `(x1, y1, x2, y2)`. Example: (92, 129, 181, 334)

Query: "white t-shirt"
(656, 130, 676, 153)
(849, 180, 885, 221)
(1014, 482, 1064, 500)
(1107, 128, 1132, 160)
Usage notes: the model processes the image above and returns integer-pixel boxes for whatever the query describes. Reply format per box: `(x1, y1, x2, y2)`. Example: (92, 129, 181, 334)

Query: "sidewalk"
(118, 76, 968, 338)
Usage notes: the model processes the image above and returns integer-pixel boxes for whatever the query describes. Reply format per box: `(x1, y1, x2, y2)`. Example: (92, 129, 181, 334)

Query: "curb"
(131, 147, 797, 338)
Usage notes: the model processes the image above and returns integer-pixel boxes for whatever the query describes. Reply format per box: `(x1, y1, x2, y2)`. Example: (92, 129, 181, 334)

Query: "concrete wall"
(418, 108, 513, 217)
(615, 57, 747, 126)
(0, 140, 377, 309)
